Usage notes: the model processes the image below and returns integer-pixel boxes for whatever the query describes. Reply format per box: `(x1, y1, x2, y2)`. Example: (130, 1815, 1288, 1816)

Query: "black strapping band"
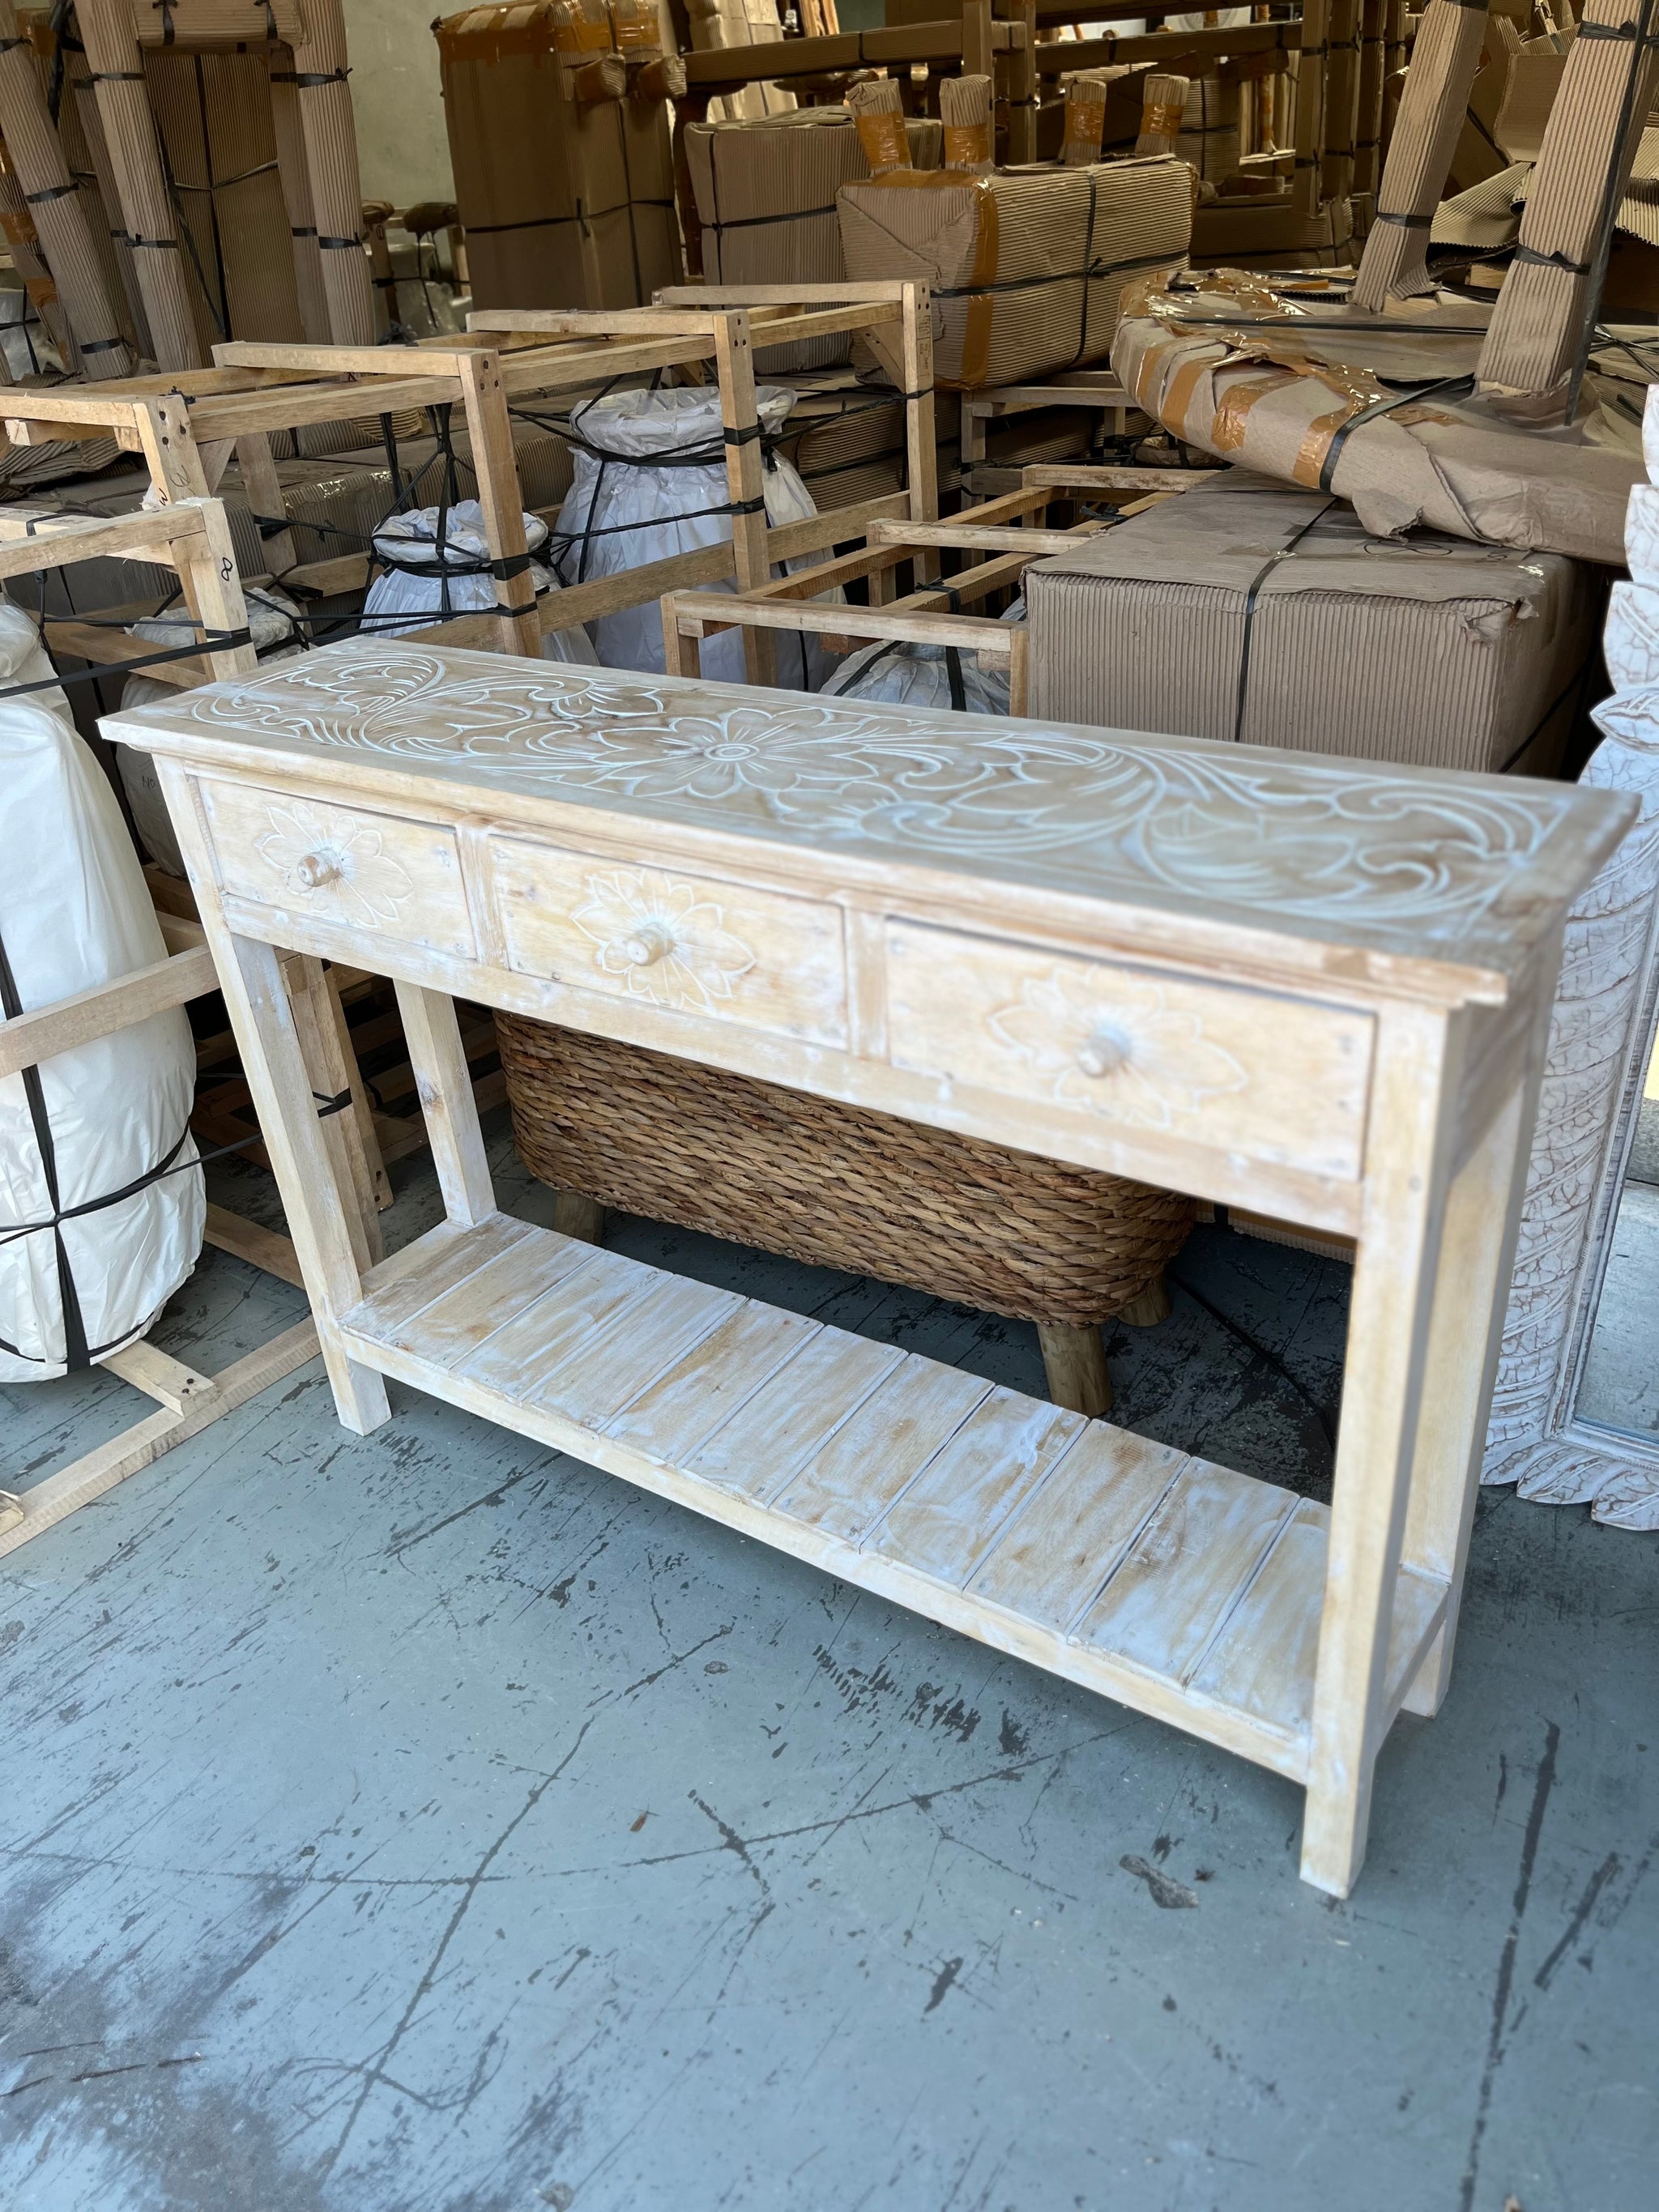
(1578, 16, 1644, 38)
(1513, 244, 1592, 275)
(1230, 500, 1338, 744)
(291, 67, 350, 85)
(317, 233, 361, 250)
(130, 234, 180, 250)
(25, 182, 79, 207)
(1371, 210, 1431, 229)
(87, 70, 147, 82)
(79, 337, 126, 355)
(1316, 373, 1474, 494)
(723, 422, 761, 447)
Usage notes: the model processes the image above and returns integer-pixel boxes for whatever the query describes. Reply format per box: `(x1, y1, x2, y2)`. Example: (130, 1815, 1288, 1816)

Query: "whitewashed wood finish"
(489, 838, 850, 1045)
(115, 637, 1633, 1894)
(198, 780, 476, 957)
(1480, 592, 1659, 1528)
(886, 922, 1374, 1178)
(108, 643, 1615, 990)
(334, 1213, 1397, 1779)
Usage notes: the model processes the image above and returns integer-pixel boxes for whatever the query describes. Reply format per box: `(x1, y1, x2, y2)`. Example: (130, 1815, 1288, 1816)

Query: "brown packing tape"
(1211, 373, 1288, 452)
(962, 177, 1001, 391)
(1143, 102, 1185, 141)
(944, 123, 992, 170)
(1292, 402, 1366, 488)
(854, 109, 913, 177)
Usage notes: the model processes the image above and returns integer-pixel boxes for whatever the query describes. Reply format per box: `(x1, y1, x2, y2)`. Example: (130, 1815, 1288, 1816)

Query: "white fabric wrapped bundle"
(823, 603, 1026, 717)
(117, 588, 305, 876)
(363, 500, 596, 664)
(0, 603, 202, 1381)
(552, 386, 830, 684)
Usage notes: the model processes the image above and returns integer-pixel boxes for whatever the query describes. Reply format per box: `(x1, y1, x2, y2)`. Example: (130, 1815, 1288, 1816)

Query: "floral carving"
(574, 868, 756, 1016)
(988, 967, 1247, 1131)
(156, 642, 1585, 964)
(253, 800, 412, 927)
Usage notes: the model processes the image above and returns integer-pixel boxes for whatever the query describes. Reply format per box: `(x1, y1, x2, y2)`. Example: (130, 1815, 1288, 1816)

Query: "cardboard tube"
(1137, 75, 1190, 159)
(1062, 71, 1110, 168)
(940, 73, 994, 174)
(847, 78, 913, 177)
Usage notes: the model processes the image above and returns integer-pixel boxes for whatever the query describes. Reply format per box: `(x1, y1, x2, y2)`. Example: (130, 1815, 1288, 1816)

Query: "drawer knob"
(620, 920, 675, 969)
(1075, 1027, 1130, 1080)
(295, 850, 343, 890)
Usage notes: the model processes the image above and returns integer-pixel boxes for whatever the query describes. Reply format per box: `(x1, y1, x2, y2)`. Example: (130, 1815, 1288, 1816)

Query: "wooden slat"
(383, 1230, 593, 1364)
(874, 1390, 1086, 1588)
(1074, 1458, 1299, 1686)
(451, 1242, 655, 1404)
(0, 945, 216, 1080)
(772, 1360, 993, 1542)
(341, 1212, 536, 1342)
(685, 1329, 902, 1501)
(604, 1302, 821, 1464)
(535, 1271, 744, 1426)
(969, 1426, 1188, 1633)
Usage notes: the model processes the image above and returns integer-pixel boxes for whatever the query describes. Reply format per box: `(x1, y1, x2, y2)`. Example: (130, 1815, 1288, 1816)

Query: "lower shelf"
(339, 1213, 1448, 1782)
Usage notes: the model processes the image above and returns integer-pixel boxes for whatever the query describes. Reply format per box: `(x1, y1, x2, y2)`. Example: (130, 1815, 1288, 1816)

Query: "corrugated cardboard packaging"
(1114, 269, 1642, 565)
(1025, 470, 1602, 777)
(437, 4, 680, 311)
(684, 109, 943, 372)
(837, 156, 1192, 389)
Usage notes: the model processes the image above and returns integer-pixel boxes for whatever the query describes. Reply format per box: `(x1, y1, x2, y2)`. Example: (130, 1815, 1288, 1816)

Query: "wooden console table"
(108, 641, 1631, 1895)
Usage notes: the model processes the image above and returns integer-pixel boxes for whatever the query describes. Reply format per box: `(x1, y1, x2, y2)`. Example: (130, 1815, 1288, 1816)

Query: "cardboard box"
(1025, 469, 1603, 776)
(684, 109, 943, 372)
(838, 157, 1192, 389)
(437, 4, 680, 311)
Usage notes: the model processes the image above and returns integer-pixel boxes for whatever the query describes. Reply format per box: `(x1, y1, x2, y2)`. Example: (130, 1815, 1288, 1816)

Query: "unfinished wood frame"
(109, 636, 1628, 1894)
(660, 465, 1208, 714)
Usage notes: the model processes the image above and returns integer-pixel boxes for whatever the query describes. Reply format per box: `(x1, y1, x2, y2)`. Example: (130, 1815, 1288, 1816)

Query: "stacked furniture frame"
(0, 288, 937, 680)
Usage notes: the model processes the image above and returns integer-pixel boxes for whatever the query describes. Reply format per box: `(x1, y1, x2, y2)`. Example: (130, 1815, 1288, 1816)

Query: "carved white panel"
(1483, 484, 1659, 1528)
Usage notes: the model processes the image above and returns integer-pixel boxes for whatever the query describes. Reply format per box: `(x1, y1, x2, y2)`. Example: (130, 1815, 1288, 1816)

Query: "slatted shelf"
(338, 1215, 1448, 1781)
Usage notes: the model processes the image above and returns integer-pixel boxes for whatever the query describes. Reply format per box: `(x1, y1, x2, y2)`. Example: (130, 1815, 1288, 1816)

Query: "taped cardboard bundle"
(940, 75, 995, 176)
(437, 1, 680, 311)
(1025, 470, 1601, 777)
(684, 108, 942, 370)
(772, 379, 959, 514)
(1190, 192, 1355, 271)
(1112, 269, 1642, 564)
(838, 156, 1192, 389)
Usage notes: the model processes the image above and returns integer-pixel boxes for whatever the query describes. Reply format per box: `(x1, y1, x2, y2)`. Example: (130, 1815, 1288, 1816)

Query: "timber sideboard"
(105, 641, 1633, 1896)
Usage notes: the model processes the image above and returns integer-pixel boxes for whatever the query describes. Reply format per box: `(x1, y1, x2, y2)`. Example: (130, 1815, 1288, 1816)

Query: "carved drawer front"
(488, 838, 849, 1046)
(198, 781, 476, 957)
(885, 923, 1373, 1179)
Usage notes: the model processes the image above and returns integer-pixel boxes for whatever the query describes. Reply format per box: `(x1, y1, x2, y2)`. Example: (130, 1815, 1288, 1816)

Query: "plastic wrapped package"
(0, 603, 202, 1382)
(822, 601, 1026, 717)
(551, 386, 835, 684)
(117, 588, 305, 876)
(363, 501, 597, 663)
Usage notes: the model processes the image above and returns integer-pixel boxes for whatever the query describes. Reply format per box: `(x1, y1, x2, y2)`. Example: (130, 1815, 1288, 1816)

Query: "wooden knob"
(621, 920, 674, 967)
(1075, 1029, 1129, 1079)
(295, 851, 342, 890)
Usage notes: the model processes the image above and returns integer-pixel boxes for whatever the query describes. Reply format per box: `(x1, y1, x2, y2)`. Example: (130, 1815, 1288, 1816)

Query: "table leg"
(1399, 1002, 1553, 1715)
(1302, 1004, 1465, 1896)
(393, 982, 496, 1228)
(157, 765, 389, 1436)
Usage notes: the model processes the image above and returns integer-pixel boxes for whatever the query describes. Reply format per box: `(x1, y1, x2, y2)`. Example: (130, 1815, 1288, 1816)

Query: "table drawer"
(198, 780, 476, 958)
(885, 922, 1372, 1179)
(489, 837, 849, 1046)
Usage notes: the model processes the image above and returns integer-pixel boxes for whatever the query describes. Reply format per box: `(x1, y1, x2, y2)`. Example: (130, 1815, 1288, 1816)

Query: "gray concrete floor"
(2, 1114, 1656, 2212)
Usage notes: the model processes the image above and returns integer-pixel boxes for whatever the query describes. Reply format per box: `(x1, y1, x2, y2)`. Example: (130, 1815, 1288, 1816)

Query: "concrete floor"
(3, 1114, 1657, 2212)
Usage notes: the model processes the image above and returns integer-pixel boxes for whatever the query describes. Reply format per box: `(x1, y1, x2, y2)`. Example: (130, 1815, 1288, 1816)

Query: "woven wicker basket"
(495, 1016, 1193, 1404)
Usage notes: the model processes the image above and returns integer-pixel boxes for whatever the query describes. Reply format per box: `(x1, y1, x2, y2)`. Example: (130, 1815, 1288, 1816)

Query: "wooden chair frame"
(661, 463, 1215, 715)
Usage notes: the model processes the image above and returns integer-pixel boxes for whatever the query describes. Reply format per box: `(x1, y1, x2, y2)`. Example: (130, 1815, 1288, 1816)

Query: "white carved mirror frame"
(1482, 539, 1659, 1530)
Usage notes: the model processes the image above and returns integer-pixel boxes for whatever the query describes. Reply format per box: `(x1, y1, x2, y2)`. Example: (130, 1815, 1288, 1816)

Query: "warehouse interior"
(2, 4, 1657, 2210)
